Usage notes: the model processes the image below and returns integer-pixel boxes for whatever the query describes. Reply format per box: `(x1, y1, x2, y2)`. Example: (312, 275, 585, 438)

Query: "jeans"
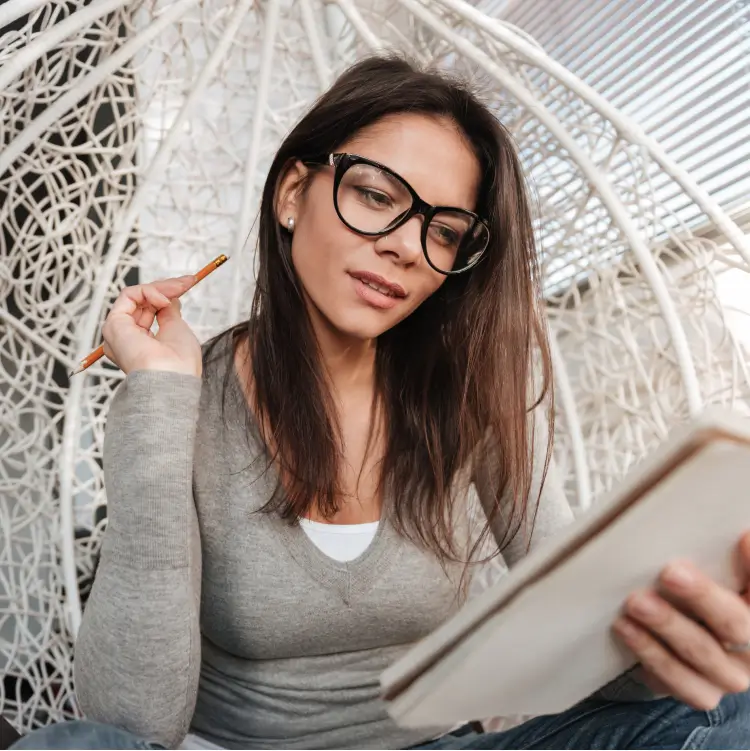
(10, 690, 750, 750)
(413, 690, 750, 749)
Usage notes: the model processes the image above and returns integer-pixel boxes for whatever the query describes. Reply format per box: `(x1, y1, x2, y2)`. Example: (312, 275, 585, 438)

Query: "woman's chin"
(327, 311, 397, 342)
(315, 295, 415, 342)
(336, 322, 390, 342)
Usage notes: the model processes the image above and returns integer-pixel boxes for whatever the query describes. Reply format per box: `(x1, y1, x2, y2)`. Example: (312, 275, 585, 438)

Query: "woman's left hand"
(613, 530, 750, 710)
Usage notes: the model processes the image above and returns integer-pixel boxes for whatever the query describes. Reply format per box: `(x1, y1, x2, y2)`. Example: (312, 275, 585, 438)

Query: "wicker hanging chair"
(1, 0, 748, 732)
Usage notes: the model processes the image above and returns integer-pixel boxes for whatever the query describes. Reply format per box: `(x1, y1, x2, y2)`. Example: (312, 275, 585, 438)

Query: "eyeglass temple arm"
(301, 153, 337, 167)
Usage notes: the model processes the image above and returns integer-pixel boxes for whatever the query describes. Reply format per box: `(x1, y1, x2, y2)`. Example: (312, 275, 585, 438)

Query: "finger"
(136, 286, 175, 333)
(109, 284, 171, 320)
(136, 289, 184, 331)
(149, 275, 196, 298)
(625, 591, 750, 694)
(613, 616, 724, 710)
(154, 298, 184, 328)
(660, 561, 750, 649)
(136, 293, 181, 329)
(135, 304, 157, 331)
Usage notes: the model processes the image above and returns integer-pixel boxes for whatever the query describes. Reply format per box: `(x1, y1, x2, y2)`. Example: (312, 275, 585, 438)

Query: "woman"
(14, 54, 750, 750)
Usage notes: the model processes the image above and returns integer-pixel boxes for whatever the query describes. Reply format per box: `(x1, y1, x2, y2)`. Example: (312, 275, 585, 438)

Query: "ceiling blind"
(479, 0, 750, 230)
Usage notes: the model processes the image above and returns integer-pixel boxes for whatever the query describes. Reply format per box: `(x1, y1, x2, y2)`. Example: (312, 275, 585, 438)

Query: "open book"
(381, 409, 750, 727)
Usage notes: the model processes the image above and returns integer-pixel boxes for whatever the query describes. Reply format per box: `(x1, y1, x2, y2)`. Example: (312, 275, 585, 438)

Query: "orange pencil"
(70, 254, 229, 377)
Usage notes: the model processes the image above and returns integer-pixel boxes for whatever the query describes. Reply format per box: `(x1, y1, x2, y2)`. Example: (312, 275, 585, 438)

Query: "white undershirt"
(298, 517, 380, 562)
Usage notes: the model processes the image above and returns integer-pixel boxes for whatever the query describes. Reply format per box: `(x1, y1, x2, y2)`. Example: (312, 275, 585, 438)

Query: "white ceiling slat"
(658, 92, 749, 150)
(533, 0, 633, 66)
(638, 52, 747, 132)
(666, 111, 750, 164)
(481, 0, 750, 227)
(574, 2, 710, 86)
(591, 7, 730, 102)
(544, 1, 684, 80)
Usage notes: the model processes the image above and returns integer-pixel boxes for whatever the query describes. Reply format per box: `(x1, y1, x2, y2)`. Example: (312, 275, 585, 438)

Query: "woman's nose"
(374, 215, 423, 265)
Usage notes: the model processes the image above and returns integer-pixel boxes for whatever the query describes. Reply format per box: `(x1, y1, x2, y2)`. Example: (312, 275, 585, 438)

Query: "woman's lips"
(350, 275, 401, 310)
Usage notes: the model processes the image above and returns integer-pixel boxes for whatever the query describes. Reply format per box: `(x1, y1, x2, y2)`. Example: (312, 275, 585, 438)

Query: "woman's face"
(278, 113, 482, 342)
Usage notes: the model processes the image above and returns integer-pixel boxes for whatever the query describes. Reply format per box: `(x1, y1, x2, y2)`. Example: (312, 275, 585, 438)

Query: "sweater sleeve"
(73, 370, 203, 748)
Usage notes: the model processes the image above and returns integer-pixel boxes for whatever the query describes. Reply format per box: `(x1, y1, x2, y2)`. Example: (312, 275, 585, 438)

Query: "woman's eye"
(431, 224, 460, 246)
(356, 187, 392, 207)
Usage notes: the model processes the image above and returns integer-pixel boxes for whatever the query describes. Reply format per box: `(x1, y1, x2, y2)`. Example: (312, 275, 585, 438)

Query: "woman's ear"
(275, 159, 309, 231)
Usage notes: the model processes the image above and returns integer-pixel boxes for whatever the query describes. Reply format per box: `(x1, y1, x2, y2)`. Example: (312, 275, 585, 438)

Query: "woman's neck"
(308, 304, 377, 395)
(303, 300, 385, 525)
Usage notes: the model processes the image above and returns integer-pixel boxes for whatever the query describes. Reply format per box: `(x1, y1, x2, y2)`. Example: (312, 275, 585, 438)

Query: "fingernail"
(665, 563, 694, 588)
(179, 274, 196, 284)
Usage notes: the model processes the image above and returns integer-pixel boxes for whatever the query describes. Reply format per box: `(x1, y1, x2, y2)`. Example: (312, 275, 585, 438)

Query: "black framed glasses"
(302, 153, 490, 275)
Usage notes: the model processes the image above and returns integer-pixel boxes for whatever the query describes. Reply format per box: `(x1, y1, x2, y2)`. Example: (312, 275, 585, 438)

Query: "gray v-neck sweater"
(73, 340, 577, 750)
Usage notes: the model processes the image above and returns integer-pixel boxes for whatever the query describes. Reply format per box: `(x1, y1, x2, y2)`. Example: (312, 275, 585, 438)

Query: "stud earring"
(286, 216, 295, 232)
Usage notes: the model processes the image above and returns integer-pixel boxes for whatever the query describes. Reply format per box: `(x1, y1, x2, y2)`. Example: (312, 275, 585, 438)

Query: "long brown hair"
(209, 54, 553, 563)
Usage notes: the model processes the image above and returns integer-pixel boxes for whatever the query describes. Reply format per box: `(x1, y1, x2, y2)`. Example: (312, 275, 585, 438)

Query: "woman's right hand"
(101, 276, 203, 377)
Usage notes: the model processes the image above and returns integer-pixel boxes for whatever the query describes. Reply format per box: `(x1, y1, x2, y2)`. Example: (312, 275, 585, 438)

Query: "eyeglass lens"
(337, 162, 488, 273)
